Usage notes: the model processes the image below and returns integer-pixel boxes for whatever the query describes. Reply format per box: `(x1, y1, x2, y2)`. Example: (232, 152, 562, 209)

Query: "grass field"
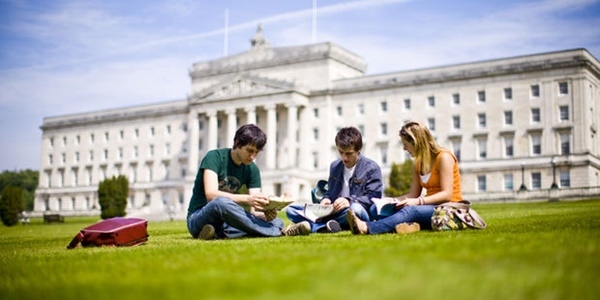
(1, 200, 599, 300)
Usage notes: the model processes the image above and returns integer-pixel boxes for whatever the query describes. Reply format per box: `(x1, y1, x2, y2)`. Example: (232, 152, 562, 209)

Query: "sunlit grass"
(1, 200, 599, 300)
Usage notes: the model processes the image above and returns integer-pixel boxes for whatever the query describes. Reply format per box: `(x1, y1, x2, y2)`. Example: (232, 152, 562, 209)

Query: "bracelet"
(418, 196, 425, 205)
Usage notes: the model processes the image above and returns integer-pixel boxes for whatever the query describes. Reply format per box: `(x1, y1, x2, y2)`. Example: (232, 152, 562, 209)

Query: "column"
(226, 108, 237, 145)
(286, 104, 298, 168)
(188, 110, 199, 174)
(207, 109, 218, 151)
(265, 104, 277, 169)
(245, 106, 257, 125)
(298, 106, 310, 170)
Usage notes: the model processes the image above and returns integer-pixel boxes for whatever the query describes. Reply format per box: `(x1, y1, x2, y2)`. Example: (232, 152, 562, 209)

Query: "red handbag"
(67, 217, 149, 249)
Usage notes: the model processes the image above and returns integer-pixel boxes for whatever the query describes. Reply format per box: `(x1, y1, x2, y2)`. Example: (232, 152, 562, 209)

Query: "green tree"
(0, 186, 25, 226)
(98, 175, 129, 219)
(0, 170, 38, 211)
(384, 160, 413, 197)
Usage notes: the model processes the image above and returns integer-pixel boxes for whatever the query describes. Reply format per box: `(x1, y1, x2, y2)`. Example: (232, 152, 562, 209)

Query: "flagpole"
(223, 9, 229, 56)
(312, 0, 317, 43)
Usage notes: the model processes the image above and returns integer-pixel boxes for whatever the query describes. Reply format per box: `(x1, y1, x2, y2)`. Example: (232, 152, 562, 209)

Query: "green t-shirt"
(187, 148, 261, 218)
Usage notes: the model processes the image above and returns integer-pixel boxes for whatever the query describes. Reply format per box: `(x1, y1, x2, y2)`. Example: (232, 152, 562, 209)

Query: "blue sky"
(1, 0, 599, 171)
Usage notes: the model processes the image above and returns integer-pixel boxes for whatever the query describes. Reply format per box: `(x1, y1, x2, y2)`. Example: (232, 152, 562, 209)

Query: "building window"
(560, 133, 570, 155)
(104, 132, 109, 142)
(380, 123, 388, 137)
(503, 174, 514, 191)
(90, 133, 95, 143)
(478, 139, 487, 159)
(504, 137, 514, 157)
(150, 127, 155, 137)
(75, 152, 79, 163)
(119, 130, 124, 140)
(63, 136, 67, 146)
(404, 98, 411, 110)
(478, 91, 486, 103)
(48, 154, 53, 165)
(358, 125, 365, 136)
(452, 116, 461, 130)
(380, 147, 388, 165)
(313, 108, 319, 118)
(133, 146, 138, 158)
(531, 84, 540, 98)
(312, 152, 318, 169)
(166, 125, 171, 134)
(89, 151, 94, 162)
(478, 113, 486, 128)
(559, 106, 569, 121)
(531, 134, 541, 155)
(428, 118, 436, 131)
(118, 148, 123, 160)
(428, 96, 435, 107)
(531, 108, 541, 123)
(336, 106, 343, 116)
(49, 137, 54, 147)
(558, 82, 568, 95)
(452, 93, 460, 105)
(380, 101, 388, 113)
(477, 175, 486, 192)
(61, 153, 66, 164)
(559, 170, 570, 187)
(531, 172, 541, 189)
(149, 145, 154, 157)
(103, 149, 108, 160)
(135, 128, 139, 138)
(313, 128, 319, 141)
(165, 143, 171, 156)
(451, 140, 461, 161)
(76, 135, 80, 145)
(504, 111, 513, 126)
(504, 88, 512, 100)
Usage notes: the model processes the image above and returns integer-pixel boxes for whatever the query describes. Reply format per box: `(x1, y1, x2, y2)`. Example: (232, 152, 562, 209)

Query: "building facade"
(34, 29, 600, 219)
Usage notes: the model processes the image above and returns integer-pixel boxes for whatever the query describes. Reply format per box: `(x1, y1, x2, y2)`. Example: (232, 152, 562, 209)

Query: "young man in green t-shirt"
(187, 124, 310, 239)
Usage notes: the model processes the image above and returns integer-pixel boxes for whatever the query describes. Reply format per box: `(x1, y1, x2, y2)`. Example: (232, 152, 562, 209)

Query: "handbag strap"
(66, 231, 85, 249)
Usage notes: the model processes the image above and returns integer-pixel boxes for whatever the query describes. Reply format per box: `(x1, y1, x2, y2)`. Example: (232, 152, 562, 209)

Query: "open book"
(372, 198, 398, 217)
(298, 203, 335, 222)
(261, 195, 295, 211)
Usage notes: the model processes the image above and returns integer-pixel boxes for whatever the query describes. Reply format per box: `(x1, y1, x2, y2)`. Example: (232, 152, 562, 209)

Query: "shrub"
(0, 186, 25, 226)
(98, 175, 128, 219)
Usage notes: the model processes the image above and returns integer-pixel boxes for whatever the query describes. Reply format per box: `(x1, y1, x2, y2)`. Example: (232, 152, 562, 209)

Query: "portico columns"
(286, 104, 298, 168)
(188, 109, 199, 173)
(265, 104, 277, 169)
(226, 108, 237, 145)
(207, 109, 218, 151)
(245, 106, 257, 125)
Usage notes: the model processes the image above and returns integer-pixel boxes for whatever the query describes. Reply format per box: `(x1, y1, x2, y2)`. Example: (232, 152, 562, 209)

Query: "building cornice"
(40, 100, 188, 130)
(312, 48, 600, 96)
(189, 42, 367, 79)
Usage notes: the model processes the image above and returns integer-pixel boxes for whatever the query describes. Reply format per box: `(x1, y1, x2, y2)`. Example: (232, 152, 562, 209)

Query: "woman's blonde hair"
(399, 121, 444, 174)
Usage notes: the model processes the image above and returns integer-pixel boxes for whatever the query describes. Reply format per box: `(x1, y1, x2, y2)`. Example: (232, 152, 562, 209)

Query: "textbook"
(372, 198, 398, 217)
(298, 203, 335, 222)
(262, 195, 295, 211)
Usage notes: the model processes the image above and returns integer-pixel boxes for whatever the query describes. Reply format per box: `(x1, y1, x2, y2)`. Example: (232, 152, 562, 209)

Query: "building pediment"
(189, 74, 306, 103)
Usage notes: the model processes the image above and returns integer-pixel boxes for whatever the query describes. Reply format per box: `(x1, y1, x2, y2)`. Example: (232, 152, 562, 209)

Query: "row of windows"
(42, 163, 187, 188)
(48, 124, 180, 148)
(46, 143, 180, 165)
(477, 170, 570, 192)
(313, 82, 570, 119)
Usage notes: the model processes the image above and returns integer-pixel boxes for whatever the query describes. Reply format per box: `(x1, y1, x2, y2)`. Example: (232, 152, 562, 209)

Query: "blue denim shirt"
(323, 155, 383, 211)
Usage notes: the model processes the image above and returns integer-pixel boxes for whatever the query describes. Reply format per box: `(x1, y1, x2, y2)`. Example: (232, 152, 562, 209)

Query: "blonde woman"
(347, 121, 463, 234)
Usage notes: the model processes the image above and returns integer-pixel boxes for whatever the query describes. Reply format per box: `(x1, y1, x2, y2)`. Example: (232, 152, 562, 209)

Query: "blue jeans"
(187, 196, 284, 238)
(366, 205, 435, 234)
(286, 202, 370, 232)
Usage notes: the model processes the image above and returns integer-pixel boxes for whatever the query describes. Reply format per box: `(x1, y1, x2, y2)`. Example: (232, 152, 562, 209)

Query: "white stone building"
(34, 29, 600, 219)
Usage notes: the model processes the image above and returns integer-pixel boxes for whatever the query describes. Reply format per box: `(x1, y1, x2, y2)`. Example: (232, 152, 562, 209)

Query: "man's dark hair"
(335, 127, 363, 151)
(233, 124, 267, 150)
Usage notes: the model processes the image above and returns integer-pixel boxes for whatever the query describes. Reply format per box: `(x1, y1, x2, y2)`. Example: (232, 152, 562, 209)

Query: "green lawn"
(1, 200, 599, 300)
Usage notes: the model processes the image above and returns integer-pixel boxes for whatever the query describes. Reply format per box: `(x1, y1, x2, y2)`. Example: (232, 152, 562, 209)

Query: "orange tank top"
(418, 150, 462, 202)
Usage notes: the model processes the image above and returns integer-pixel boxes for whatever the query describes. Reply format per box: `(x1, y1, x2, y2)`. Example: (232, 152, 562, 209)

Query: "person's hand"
(320, 198, 332, 205)
(332, 197, 350, 212)
(248, 193, 269, 210)
(396, 198, 418, 207)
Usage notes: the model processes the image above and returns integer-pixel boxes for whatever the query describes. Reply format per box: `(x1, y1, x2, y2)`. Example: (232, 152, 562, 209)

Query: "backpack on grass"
(67, 217, 148, 249)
